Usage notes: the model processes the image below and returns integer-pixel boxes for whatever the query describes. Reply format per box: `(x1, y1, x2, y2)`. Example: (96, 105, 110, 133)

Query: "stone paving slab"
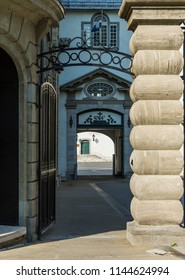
(0, 230, 184, 260)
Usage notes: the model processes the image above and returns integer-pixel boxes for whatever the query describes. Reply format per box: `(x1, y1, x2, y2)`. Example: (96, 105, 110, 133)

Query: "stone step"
(0, 226, 26, 248)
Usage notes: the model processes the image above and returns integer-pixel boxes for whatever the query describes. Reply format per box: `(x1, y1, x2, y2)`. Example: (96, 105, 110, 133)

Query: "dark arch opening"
(0, 47, 19, 225)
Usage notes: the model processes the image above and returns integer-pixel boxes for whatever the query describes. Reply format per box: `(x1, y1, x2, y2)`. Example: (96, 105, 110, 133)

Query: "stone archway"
(77, 130, 120, 177)
(77, 109, 124, 177)
(58, 68, 132, 181)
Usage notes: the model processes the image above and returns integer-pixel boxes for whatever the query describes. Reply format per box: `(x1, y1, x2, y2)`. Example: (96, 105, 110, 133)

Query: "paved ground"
(77, 161, 113, 176)
(0, 176, 185, 260)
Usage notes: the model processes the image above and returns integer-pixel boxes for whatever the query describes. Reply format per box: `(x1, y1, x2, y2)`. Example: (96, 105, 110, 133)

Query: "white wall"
(77, 131, 114, 160)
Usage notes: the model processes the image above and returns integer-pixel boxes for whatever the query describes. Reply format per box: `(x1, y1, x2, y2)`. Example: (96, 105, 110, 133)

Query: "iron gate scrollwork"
(39, 82, 57, 234)
(36, 36, 133, 75)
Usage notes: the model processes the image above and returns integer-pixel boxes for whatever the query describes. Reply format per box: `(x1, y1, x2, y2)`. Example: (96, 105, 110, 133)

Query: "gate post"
(119, 0, 185, 246)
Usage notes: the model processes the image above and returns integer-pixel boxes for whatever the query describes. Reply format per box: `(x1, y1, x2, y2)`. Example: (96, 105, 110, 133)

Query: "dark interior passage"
(0, 47, 19, 225)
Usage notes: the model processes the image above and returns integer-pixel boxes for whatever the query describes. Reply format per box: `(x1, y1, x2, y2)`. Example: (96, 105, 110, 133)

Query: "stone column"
(119, 0, 185, 246)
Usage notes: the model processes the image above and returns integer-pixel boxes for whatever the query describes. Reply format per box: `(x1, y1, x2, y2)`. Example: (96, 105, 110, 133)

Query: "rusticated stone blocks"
(119, 0, 185, 246)
(127, 24, 184, 245)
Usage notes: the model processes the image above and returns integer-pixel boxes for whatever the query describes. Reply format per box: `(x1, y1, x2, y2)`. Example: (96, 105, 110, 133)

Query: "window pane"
(102, 25, 107, 46)
(93, 15, 107, 23)
(82, 23, 91, 46)
(110, 24, 118, 47)
(94, 31, 100, 46)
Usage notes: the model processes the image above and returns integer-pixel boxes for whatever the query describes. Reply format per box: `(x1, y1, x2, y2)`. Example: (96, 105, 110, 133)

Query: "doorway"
(0, 47, 19, 225)
(76, 109, 124, 178)
(81, 140, 90, 154)
(77, 131, 115, 177)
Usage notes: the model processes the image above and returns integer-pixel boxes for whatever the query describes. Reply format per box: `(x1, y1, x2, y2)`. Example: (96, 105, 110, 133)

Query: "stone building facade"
(0, 0, 64, 240)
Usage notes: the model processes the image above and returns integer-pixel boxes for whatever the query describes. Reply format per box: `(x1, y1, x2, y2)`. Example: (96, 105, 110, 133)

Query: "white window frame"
(81, 13, 119, 48)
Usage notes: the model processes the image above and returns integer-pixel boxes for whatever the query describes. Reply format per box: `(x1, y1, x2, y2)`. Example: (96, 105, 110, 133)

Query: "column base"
(127, 221, 185, 246)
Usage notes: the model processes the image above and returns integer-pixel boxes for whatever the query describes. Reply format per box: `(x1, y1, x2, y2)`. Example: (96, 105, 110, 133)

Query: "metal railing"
(61, 0, 122, 9)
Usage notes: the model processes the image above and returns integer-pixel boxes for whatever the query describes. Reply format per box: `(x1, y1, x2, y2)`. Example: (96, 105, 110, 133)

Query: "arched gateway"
(77, 109, 123, 176)
(58, 68, 132, 180)
(0, 48, 19, 225)
(37, 34, 134, 180)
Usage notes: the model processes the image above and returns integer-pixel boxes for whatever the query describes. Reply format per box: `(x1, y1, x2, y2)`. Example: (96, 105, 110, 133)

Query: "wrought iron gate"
(39, 82, 57, 234)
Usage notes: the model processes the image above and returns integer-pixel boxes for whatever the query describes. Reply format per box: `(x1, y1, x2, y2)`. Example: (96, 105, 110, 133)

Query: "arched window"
(93, 14, 108, 46)
(82, 13, 119, 48)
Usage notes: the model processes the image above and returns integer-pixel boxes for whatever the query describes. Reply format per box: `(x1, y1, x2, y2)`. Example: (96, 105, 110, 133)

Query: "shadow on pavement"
(41, 177, 133, 242)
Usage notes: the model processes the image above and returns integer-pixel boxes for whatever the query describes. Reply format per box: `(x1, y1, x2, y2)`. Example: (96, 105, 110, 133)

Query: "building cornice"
(61, 0, 122, 10)
(118, 0, 185, 31)
(0, 0, 65, 26)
